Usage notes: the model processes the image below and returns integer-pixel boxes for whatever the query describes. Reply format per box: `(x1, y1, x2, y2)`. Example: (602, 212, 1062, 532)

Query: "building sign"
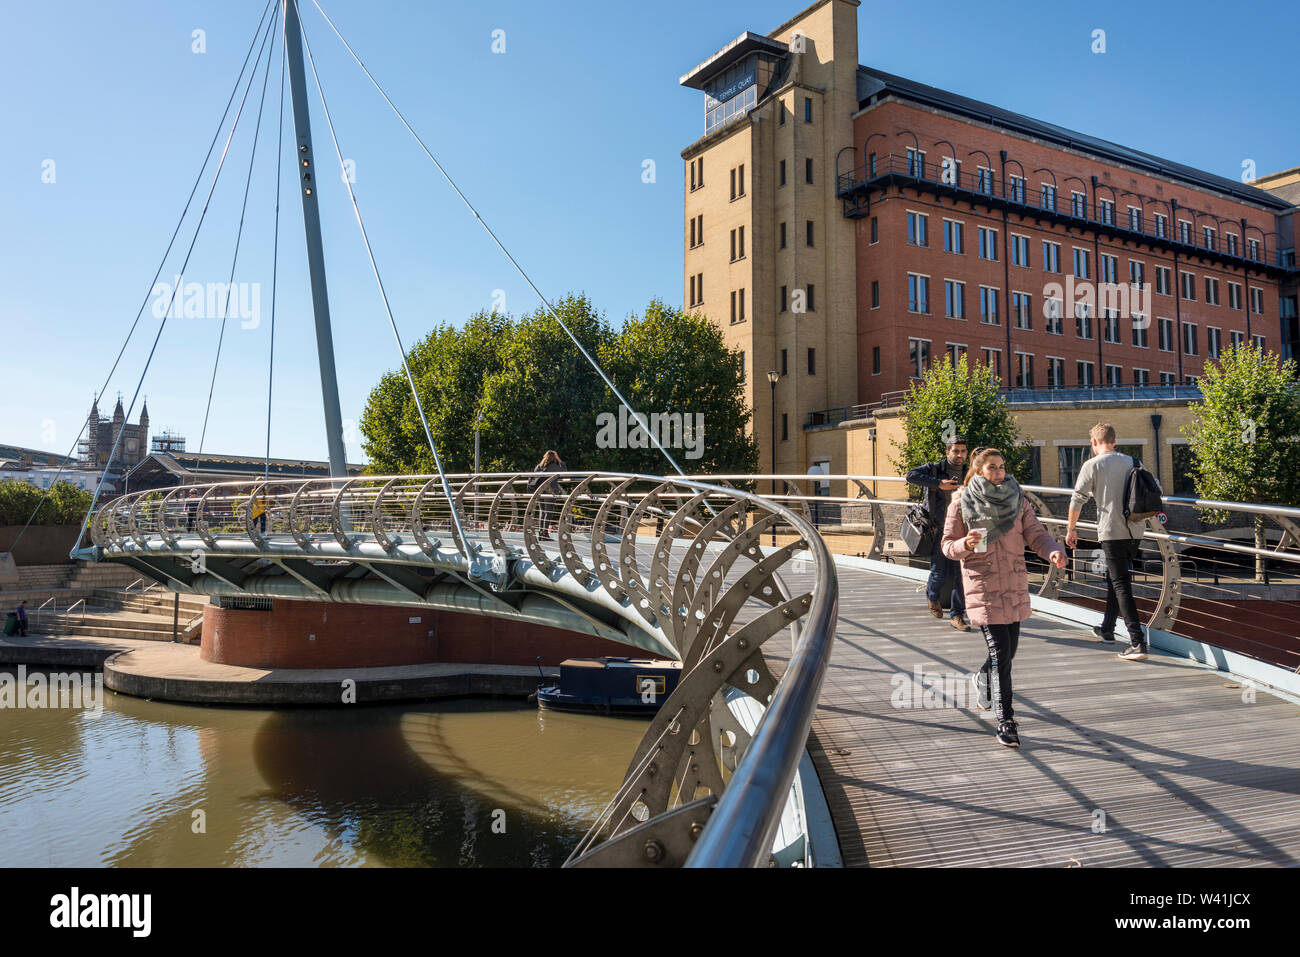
(705, 70, 755, 110)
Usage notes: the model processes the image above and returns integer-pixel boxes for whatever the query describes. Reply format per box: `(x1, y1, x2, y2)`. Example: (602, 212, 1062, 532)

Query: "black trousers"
(1100, 539, 1144, 646)
(979, 621, 1020, 724)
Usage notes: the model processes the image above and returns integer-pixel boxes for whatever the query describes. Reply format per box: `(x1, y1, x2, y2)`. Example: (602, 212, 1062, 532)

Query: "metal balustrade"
(89, 471, 838, 868)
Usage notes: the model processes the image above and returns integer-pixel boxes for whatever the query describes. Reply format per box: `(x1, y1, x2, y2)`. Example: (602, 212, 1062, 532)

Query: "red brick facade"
(853, 100, 1285, 404)
(200, 599, 636, 670)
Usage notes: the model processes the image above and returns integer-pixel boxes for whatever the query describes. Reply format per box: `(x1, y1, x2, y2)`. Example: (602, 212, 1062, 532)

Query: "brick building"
(680, 0, 1298, 480)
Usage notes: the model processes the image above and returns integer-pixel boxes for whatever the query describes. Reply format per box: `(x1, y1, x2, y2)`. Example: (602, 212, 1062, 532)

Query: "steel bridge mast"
(283, 0, 347, 477)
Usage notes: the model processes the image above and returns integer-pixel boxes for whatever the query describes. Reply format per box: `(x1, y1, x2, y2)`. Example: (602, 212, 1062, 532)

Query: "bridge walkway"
(768, 565, 1300, 867)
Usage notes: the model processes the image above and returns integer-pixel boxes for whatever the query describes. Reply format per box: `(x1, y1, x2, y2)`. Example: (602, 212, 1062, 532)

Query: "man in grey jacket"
(1065, 422, 1149, 660)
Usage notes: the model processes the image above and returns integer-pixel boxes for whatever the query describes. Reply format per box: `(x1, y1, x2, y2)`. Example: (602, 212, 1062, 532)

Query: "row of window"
(894, 213, 1267, 313)
(893, 149, 1266, 259)
(893, 336, 1262, 385)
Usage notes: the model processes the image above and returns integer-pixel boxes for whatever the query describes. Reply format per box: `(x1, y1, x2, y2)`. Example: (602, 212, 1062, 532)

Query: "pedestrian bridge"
(85, 471, 1300, 866)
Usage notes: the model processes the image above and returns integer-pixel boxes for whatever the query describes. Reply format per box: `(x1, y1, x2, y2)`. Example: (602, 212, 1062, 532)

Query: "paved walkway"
(777, 566, 1300, 867)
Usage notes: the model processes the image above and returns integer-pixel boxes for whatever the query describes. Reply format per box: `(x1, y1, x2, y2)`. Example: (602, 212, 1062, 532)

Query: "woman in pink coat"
(941, 447, 1067, 748)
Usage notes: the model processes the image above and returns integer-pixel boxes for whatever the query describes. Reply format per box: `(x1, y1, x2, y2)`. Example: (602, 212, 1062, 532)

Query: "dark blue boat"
(536, 657, 682, 715)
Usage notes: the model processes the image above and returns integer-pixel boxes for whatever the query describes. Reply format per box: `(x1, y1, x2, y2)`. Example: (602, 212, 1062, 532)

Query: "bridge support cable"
(10, 0, 278, 556)
(306, 0, 693, 482)
(295, 13, 474, 561)
(199, 11, 281, 454)
(72, 12, 281, 556)
(266, 6, 289, 481)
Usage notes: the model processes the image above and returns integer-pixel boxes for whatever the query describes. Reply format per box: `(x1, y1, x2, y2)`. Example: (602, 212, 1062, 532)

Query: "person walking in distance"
(531, 450, 567, 540)
(15, 600, 29, 637)
(906, 436, 970, 630)
(942, 448, 1068, 748)
(1066, 422, 1150, 661)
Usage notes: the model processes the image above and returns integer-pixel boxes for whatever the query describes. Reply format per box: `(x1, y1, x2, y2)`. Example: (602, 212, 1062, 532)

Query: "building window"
(730, 288, 746, 323)
(945, 280, 966, 319)
(1179, 220, 1192, 244)
(1044, 296, 1063, 335)
(982, 347, 1002, 380)
(1203, 226, 1216, 250)
(1228, 282, 1242, 310)
(1077, 361, 1095, 386)
(780, 285, 788, 313)
(979, 285, 999, 325)
(1183, 322, 1197, 356)
(781, 348, 788, 376)
(729, 226, 745, 261)
(1015, 352, 1034, 388)
(782, 414, 788, 441)
(806, 220, 814, 247)
(907, 212, 928, 247)
(1106, 364, 1123, 385)
(779, 221, 787, 249)
(978, 226, 998, 261)
(689, 157, 703, 191)
(1008, 175, 1026, 203)
(1133, 368, 1149, 386)
(739, 350, 745, 380)
(870, 216, 878, 244)
(1043, 241, 1061, 273)
(805, 157, 813, 184)
(871, 280, 879, 308)
(1100, 253, 1117, 284)
(1128, 206, 1142, 232)
(1048, 357, 1065, 387)
(908, 274, 930, 314)
(730, 164, 745, 200)
(943, 219, 964, 254)
(1103, 308, 1120, 344)
(868, 152, 877, 177)
(1098, 198, 1115, 225)
(804, 96, 813, 123)
(1041, 183, 1057, 211)
(907, 148, 926, 178)
(946, 342, 968, 365)
(1160, 371, 1176, 386)
(1253, 334, 1266, 351)
(1011, 234, 1030, 268)
(1075, 302, 1092, 339)
(1070, 191, 1086, 217)
(1132, 315, 1149, 348)
(1180, 271, 1196, 301)
(807, 283, 816, 311)
(1012, 291, 1032, 330)
(1207, 326, 1222, 359)
(1129, 259, 1144, 287)
(977, 166, 994, 195)
(1156, 266, 1171, 296)
(1226, 233, 1238, 256)
(872, 345, 881, 375)
(1073, 247, 1090, 279)
(689, 272, 703, 306)
(1251, 287, 1264, 314)
(688, 274, 695, 306)
(1230, 329, 1245, 349)
(1158, 317, 1174, 352)
(808, 348, 816, 375)
(909, 338, 931, 378)
(1153, 213, 1167, 238)
(1205, 277, 1219, 305)
(1248, 238, 1260, 261)
(779, 159, 786, 187)
(1059, 446, 1088, 487)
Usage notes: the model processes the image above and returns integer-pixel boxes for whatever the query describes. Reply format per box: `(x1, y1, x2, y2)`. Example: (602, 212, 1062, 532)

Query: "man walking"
(15, 600, 28, 637)
(906, 436, 969, 630)
(1065, 422, 1149, 660)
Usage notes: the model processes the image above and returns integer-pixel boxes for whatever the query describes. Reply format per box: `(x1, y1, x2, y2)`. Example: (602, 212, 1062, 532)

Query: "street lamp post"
(767, 370, 779, 547)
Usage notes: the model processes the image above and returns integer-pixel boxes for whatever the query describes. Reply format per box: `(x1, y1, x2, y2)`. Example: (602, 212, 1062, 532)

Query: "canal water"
(0, 667, 645, 867)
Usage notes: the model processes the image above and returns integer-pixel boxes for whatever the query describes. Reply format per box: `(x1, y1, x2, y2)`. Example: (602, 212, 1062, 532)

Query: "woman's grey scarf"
(959, 475, 1022, 548)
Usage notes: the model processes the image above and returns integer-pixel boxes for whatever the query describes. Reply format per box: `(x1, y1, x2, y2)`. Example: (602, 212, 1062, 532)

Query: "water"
(0, 667, 645, 867)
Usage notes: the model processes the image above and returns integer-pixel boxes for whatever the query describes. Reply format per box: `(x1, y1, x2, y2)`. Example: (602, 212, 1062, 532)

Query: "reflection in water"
(0, 667, 645, 867)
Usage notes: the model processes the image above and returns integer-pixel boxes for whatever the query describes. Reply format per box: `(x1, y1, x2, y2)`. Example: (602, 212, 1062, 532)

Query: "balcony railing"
(837, 153, 1296, 274)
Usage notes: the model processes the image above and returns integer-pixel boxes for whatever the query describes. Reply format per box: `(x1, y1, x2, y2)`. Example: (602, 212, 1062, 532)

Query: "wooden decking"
(772, 565, 1300, 867)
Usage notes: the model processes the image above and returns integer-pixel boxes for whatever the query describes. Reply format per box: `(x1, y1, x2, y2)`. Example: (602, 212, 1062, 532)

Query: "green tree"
(595, 300, 757, 475)
(0, 479, 93, 526)
(891, 354, 1027, 482)
(1182, 344, 1300, 579)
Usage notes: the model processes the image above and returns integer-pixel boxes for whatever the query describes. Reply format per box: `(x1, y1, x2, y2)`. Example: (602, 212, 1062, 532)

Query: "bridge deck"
(773, 566, 1300, 867)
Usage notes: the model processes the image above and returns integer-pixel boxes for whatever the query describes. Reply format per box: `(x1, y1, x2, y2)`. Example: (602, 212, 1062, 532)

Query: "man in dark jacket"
(906, 437, 969, 629)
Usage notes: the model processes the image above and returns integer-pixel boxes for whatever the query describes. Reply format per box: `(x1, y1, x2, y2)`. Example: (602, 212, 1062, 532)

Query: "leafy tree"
(0, 479, 94, 526)
(595, 300, 757, 475)
(1182, 344, 1300, 579)
(891, 354, 1027, 483)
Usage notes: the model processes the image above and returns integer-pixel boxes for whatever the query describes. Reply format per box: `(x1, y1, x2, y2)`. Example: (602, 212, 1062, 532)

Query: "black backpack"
(1123, 455, 1164, 521)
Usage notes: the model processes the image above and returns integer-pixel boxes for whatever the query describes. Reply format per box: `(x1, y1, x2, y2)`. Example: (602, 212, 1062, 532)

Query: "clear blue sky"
(2, 0, 1296, 465)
